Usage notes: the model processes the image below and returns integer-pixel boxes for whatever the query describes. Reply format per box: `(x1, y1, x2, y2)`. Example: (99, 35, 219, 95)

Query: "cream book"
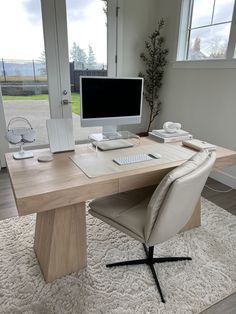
(182, 139, 216, 151)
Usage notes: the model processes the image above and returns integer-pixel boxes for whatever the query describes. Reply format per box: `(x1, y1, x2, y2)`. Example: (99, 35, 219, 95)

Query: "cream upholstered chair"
(89, 150, 216, 303)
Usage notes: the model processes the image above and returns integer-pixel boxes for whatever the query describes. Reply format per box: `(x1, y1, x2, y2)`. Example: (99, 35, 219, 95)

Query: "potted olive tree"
(139, 19, 168, 134)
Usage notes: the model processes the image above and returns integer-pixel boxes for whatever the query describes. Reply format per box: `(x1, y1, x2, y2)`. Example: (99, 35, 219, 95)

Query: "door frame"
(107, 0, 124, 77)
(0, 88, 8, 167)
(41, 0, 72, 119)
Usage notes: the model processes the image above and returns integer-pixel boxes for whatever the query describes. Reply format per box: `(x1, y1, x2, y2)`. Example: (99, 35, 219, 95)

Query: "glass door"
(55, 0, 118, 142)
(38, 0, 117, 143)
(66, 0, 108, 141)
(0, 0, 51, 166)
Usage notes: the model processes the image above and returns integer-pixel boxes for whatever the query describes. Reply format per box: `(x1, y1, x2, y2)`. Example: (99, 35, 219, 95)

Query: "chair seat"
(89, 186, 155, 242)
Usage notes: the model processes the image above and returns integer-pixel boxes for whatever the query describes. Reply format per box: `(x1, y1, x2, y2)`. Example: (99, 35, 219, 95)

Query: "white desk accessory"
(38, 155, 53, 162)
(6, 117, 36, 160)
(46, 118, 75, 153)
(163, 121, 182, 133)
(182, 139, 216, 151)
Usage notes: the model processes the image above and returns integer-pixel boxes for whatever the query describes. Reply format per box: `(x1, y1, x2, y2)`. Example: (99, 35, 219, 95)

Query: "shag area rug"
(0, 198, 236, 314)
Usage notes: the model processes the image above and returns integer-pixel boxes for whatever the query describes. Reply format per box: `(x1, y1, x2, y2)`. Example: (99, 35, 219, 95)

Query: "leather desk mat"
(70, 143, 195, 178)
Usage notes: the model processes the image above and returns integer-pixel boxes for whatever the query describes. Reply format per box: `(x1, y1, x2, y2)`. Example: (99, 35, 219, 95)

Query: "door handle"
(61, 99, 72, 105)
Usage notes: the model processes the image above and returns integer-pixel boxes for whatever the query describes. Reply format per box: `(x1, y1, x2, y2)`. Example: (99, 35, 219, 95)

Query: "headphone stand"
(13, 144, 34, 160)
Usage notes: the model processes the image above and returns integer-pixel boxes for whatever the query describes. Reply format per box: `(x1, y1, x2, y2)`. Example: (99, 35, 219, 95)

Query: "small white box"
(46, 119, 75, 153)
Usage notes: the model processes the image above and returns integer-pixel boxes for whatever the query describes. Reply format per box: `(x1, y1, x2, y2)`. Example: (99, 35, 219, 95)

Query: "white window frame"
(174, 0, 236, 68)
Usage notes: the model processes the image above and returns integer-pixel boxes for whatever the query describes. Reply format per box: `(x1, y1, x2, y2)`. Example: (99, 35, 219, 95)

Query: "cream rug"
(0, 198, 236, 314)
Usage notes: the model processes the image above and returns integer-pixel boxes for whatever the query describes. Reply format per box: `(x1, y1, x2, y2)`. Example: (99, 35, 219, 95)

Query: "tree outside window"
(177, 0, 236, 61)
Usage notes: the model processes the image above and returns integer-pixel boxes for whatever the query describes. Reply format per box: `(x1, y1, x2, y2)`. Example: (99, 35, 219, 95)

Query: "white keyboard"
(113, 153, 160, 165)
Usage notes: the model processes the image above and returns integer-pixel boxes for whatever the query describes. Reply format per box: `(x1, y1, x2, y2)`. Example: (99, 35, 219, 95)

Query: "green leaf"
(139, 18, 168, 132)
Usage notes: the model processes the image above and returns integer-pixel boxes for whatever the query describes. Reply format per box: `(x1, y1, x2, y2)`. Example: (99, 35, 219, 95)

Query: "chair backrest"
(144, 151, 216, 246)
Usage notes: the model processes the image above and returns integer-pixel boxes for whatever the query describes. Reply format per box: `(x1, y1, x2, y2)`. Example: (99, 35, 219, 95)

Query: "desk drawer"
(17, 180, 119, 216)
(118, 168, 172, 193)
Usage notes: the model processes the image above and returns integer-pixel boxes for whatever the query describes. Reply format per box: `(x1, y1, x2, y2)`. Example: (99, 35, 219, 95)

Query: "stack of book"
(149, 129, 192, 143)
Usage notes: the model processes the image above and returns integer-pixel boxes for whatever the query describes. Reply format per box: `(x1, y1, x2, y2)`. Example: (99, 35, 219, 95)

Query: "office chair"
(89, 150, 216, 303)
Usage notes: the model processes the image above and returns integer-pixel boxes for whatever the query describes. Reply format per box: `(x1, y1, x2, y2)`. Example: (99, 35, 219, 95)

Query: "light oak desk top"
(5, 138, 236, 282)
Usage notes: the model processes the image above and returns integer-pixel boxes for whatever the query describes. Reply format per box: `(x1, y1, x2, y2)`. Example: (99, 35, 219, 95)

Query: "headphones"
(163, 121, 182, 133)
(6, 117, 36, 144)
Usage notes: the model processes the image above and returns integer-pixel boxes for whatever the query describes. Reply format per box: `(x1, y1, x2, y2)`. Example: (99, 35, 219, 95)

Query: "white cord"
(205, 184, 234, 193)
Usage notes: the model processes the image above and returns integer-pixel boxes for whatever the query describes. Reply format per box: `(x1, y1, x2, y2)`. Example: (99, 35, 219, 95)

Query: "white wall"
(118, 0, 158, 133)
(151, 0, 236, 186)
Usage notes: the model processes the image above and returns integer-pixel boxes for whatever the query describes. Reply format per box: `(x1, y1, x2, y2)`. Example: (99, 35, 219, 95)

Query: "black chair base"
(106, 244, 192, 303)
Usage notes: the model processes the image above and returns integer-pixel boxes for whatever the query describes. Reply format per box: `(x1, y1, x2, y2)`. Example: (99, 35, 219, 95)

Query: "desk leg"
(180, 199, 201, 233)
(34, 202, 87, 282)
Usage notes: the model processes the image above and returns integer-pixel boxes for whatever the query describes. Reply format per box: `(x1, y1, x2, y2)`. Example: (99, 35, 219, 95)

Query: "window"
(177, 0, 236, 61)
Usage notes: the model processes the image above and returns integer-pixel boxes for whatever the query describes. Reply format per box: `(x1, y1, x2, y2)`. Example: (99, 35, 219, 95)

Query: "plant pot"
(137, 131, 149, 137)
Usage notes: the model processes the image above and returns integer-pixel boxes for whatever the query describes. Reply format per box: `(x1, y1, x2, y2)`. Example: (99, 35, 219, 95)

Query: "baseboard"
(210, 170, 236, 189)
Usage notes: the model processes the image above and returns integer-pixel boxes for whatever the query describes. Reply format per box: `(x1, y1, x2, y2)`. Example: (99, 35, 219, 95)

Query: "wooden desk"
(5, 138, 236, 282)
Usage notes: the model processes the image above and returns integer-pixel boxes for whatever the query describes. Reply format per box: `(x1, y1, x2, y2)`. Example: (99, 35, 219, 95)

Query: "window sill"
(172, 59, 236, 69)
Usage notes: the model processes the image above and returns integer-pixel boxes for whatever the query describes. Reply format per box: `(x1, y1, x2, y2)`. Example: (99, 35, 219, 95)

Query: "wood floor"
(0, 169, 235, 313)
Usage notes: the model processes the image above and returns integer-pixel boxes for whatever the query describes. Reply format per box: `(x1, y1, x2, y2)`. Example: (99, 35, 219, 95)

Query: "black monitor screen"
(81, 77, 143, 119)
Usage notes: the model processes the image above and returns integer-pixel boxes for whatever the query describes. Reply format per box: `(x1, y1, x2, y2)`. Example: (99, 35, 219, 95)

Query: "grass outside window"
(2, 93, 81, 115)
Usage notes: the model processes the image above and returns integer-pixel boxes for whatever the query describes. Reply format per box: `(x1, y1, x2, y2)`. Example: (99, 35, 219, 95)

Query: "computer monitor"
(80, 76, 144, 130)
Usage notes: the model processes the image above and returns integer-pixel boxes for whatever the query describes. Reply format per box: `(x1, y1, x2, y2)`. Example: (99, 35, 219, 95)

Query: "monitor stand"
(93, 139, 134, 151)
(89, 126, 120, 142)
(88, 128, 137, 151)
(102, 125, 118, 136)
